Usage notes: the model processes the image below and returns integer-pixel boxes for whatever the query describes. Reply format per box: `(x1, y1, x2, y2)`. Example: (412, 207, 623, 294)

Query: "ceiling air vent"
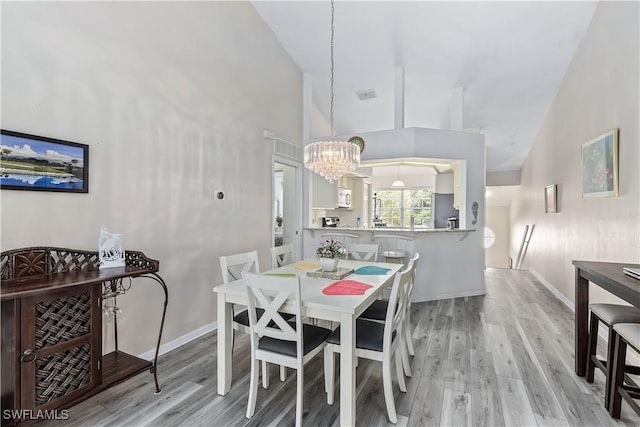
(356, 89, 377, 101)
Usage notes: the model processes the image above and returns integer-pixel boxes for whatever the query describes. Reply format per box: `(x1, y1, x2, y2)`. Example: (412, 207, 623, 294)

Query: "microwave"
(337, 188, 352, 208)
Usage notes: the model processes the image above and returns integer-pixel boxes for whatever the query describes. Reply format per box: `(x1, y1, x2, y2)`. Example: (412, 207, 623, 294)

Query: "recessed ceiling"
(252, 1, 598, 172)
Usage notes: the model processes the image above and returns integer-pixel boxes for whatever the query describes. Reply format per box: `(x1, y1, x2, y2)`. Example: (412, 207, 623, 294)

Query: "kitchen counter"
(304, 227, 474, 233)
(303, 227, 484, 302)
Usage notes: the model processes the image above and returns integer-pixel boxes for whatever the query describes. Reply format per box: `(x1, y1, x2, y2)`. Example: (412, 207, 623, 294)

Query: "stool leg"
(609, 330, 627, 419)
(604, 326, 616, 409)
(585, 311, 599, 383)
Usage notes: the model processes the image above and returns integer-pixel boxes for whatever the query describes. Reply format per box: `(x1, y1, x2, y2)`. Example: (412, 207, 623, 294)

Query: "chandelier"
(303, 0, 360, 183)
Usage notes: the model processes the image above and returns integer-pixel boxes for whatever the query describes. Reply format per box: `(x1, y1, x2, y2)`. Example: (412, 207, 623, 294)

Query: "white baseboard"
(137, 321, 218, 361)
(528, 267, 612, 342)
(528, 267, 575, 312)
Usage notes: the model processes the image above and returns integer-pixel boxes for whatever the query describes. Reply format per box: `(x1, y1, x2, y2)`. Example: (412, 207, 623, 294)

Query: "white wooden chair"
(243, 272, 332, 426)
(373, 234, 413, 264)
(348, 243, 379, 262)
(270, 243, 294, 268)
(219, 251, 291, 387)
(324, 262, 413, 423)
(358, 252, 420, 377)
(319, 233, 359, 256)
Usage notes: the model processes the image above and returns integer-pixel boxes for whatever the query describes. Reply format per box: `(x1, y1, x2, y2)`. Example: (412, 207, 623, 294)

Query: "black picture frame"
(0, 130, 89, 193)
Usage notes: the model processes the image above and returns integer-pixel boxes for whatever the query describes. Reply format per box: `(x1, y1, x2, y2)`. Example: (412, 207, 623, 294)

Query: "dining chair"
(373, 234, 413, 264)
(270, 243, 294, 268)
(242, 272, 332, 426)
(609, 322, 640, 419)
(219, 251, 292, 387)
(348, 243, 379, 262)
(358, 252, 420, 377)
(319, 233, 359, 255)
(324, 263, 413, 424)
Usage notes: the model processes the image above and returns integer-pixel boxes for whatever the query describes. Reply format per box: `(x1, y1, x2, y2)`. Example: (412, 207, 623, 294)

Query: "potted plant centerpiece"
(316, 239, 344, 272)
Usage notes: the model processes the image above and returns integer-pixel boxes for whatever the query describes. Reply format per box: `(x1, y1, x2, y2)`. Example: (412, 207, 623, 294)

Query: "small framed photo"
(545, 184, 557, 213)
(0, 130, 89, 193)
(581, 128, 618, 198)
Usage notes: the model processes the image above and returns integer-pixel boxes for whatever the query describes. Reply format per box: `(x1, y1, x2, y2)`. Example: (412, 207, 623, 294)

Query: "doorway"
(273, 160, 301, 262)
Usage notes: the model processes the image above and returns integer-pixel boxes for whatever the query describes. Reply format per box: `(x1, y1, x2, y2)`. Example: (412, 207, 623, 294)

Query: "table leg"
(339, 313, 356, 427)
(217, 296, 233, 394)
(575, 268, 589, 376)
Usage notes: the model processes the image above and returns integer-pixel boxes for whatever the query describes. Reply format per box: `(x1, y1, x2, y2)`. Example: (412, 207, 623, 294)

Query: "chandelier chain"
(330, 0, 335, 138)
(302, 0, 360, 183)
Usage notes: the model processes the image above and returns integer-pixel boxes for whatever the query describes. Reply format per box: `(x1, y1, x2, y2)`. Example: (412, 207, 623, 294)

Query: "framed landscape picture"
(581, 128, 618, 198)
(0, 130, 89, 193)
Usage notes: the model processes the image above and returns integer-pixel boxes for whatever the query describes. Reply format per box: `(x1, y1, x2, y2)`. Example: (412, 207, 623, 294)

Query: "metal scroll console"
(0, 247, 168, 425)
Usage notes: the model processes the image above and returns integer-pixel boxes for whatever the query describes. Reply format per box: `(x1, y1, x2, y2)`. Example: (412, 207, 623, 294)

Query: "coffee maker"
(322, 217, 340, 227)
(447, 217, 459, 229)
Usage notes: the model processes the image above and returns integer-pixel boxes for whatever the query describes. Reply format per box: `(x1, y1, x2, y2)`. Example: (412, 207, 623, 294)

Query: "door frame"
(272, 155, 303, 263)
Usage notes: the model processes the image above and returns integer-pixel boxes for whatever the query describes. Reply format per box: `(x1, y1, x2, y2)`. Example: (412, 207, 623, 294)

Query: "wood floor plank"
(486, 323, 521, 379)
(504, 318, 567, 421)
(445, 327, 471, 393)
(439, 387, 471, 426)
(497, 376, 538, 427)
(470, 349, 505, 427)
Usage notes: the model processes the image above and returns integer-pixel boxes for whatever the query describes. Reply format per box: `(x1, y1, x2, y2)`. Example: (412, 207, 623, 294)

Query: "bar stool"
(373, 235, 413, 264)
(609, 322, 640, 419)
(585, 303, 640, 409)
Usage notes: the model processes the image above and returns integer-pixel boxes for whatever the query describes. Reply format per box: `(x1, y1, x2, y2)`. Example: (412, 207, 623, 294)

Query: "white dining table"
(212, 258, 403, 426)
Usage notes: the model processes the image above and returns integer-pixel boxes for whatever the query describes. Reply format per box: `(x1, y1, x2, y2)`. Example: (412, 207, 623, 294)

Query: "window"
(484, 226, 496, 248)
(374, 188, 433, 228)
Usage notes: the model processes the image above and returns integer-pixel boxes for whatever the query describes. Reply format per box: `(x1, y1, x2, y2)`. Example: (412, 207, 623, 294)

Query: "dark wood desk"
(1, 247, 168, 425)
(573, 260, 640, 377)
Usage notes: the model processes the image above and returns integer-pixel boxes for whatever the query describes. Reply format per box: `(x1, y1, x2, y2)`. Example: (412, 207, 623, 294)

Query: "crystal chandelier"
(303, 0, 360, 183)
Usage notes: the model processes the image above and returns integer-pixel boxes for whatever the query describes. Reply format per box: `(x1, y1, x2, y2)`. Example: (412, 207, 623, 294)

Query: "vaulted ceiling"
(253, 1, 599, 172)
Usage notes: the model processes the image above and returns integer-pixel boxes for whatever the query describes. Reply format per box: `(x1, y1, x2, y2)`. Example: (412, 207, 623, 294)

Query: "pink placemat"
(322, 280, 373, 295)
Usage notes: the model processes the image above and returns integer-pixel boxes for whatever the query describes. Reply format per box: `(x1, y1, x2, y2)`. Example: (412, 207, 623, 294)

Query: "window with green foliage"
(374, 188, 433, 228)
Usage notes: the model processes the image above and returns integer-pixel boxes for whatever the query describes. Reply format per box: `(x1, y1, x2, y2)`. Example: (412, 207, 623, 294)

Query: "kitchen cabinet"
(312, 172, 338, 209)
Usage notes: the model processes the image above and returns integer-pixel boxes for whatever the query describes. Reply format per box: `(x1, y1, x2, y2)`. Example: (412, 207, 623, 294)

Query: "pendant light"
(391, 165, 405, 188)
(303, 0, 360, 183)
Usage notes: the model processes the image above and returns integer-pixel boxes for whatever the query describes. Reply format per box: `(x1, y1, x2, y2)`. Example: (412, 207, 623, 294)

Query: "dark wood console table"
(1, 247, 168, 425)
(573, 260, 640, 377)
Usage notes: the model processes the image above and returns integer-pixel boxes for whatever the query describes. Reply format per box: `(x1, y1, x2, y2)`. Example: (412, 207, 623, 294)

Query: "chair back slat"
(220, 251, 260, 283)
(348, 243, 379, 262)
(408, 252, 420, 297)
(384, 260, 414, 347)
(270, 244, 294, 268)
(243, 272, 301, 345)
(373, 235, 414, 258)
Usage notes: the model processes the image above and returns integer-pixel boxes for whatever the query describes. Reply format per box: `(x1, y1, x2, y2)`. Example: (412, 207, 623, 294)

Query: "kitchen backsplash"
(312, 208, 366, 228)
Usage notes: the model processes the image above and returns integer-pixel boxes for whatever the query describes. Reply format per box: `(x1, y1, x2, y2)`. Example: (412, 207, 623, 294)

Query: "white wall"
(511, 1, 639, 304)
(1, 2, 302, 354)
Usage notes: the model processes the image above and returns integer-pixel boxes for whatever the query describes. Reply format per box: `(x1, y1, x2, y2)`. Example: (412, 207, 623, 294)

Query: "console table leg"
(144, 273, 169, 394)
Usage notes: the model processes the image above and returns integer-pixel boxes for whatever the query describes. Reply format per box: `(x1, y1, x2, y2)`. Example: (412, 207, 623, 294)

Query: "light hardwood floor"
(40, 268, 640, 426)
